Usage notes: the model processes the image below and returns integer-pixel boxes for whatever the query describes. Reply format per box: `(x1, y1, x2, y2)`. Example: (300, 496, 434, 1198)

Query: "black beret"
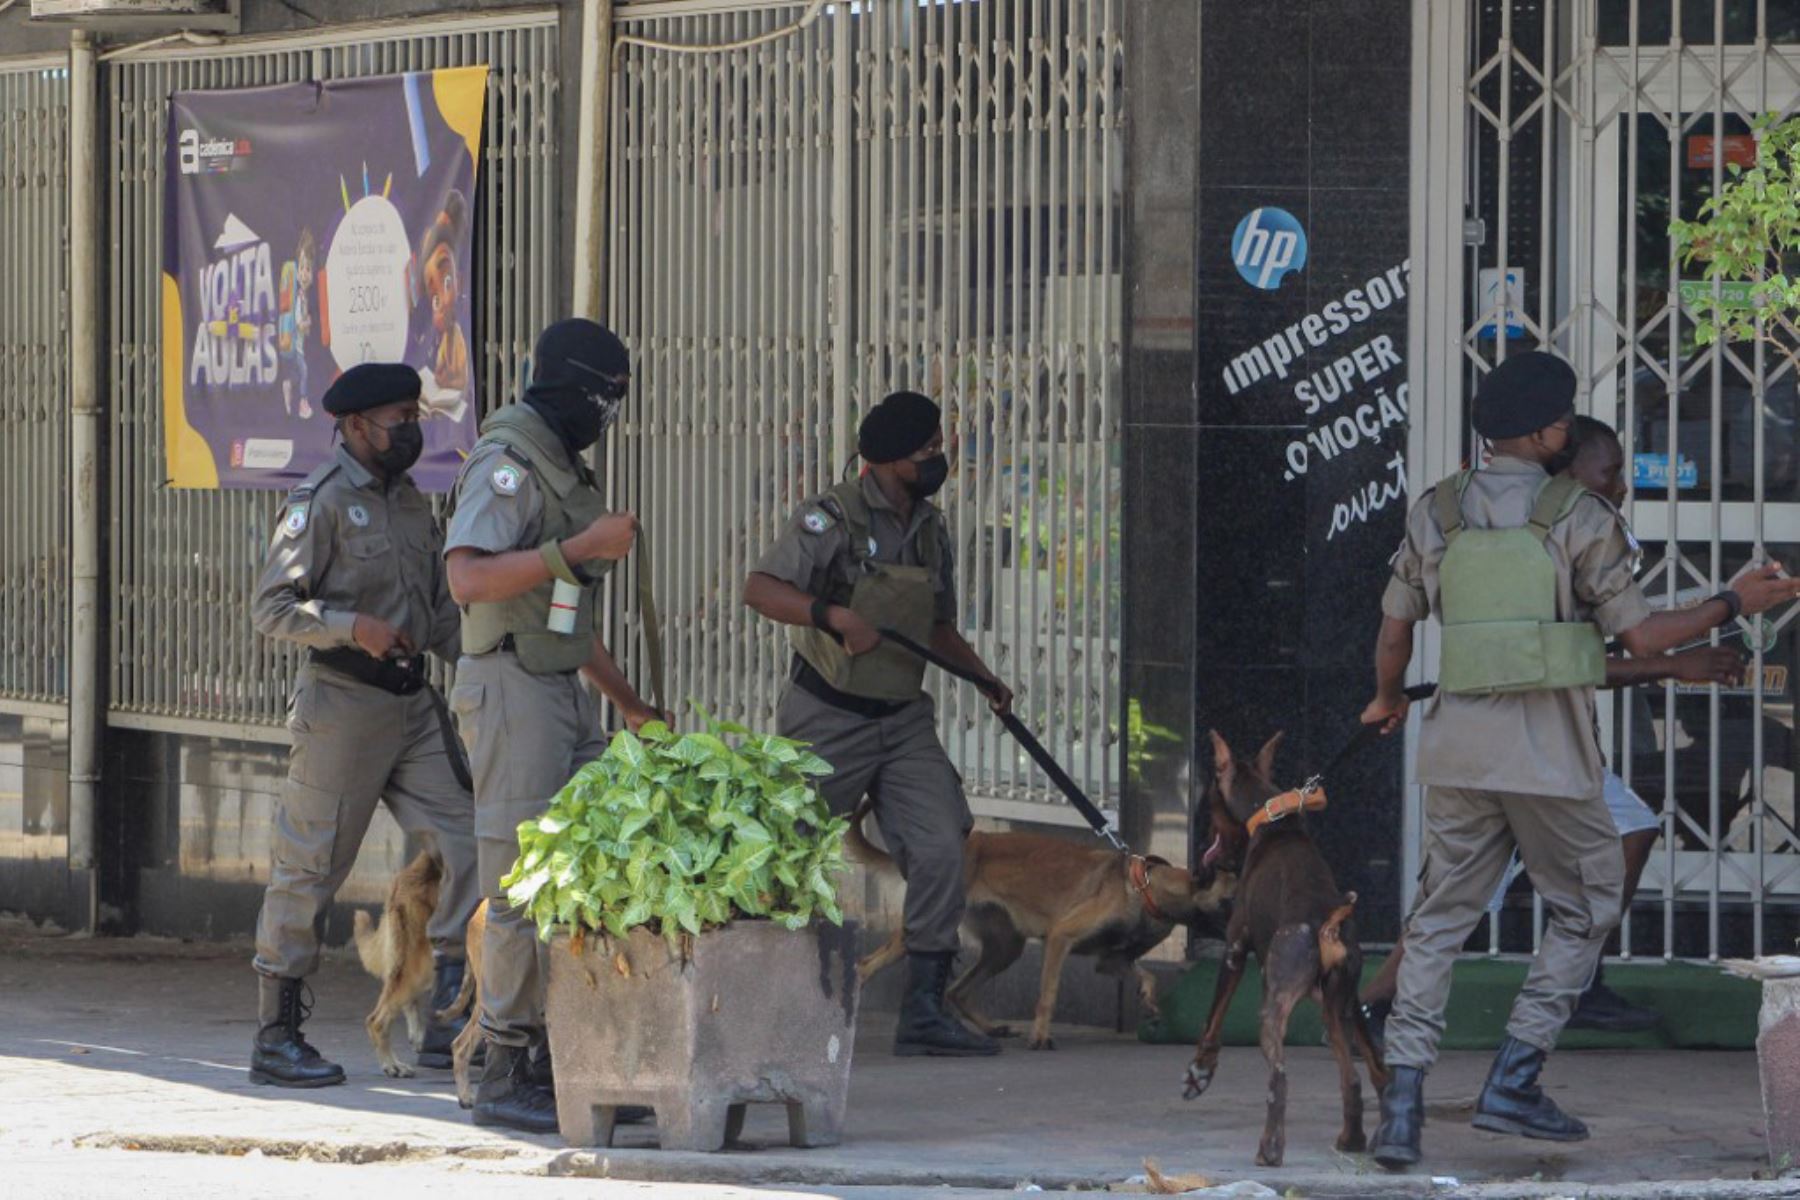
(1471, 351, 1577, 439)
(532, 318, 629, 388)
(322, 362, 421, 417)
(858, 391, 941, 464)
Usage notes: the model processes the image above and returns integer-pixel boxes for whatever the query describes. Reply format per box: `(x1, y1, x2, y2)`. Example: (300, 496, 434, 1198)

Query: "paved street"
(0, 920, 1792, 1199)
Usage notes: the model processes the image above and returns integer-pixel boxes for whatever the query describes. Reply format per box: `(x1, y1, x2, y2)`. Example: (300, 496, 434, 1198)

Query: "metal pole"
(573, 0, 614, 319)
(68, 28, 101, 929)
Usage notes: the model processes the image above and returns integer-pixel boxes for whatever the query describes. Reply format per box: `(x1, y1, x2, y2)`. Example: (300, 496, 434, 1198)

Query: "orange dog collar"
(1245, 785, 1328, 836)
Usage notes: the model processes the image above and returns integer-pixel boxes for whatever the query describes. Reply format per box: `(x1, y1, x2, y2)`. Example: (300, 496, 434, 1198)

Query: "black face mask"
(907, 452, 950, 499)
(367, 420, 423, 477)
(525, 381, 622, 455)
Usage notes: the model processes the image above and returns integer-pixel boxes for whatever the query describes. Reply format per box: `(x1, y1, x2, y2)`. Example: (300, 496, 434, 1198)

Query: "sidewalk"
(0, 919, 1790, 1199)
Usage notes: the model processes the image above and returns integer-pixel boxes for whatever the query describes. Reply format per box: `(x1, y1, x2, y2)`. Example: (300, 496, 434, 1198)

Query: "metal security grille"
(1415, 0, 1800, 959)
(606, 0, 1124, 819)
(0, 58, 72, 711)
(105, 11, 560, 736)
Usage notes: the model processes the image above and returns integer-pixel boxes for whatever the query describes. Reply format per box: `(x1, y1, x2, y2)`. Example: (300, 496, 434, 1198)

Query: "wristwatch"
(1711, 589, 1743, 624)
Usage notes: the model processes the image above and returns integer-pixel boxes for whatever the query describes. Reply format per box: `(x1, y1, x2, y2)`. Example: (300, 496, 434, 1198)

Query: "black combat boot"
(893, 951, 1000, 1057)
(471, 1040, 560, 1134)
(528, 1035, 553, 1089)
(1369, 1064, 1426, 1169)
(1472, 1035, 1589, 1141)
(1565, 963, 1660, 1034)
(415, 955, 467, 1070)
(527, 1037, 651, 1124)
(249, 977, 345, 1088)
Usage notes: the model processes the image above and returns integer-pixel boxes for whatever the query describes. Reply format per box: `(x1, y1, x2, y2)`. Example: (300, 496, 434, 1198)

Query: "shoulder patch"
(801, 508, 835, 535)
(491, 463, 524, 496)
(282, 502, 309, 539)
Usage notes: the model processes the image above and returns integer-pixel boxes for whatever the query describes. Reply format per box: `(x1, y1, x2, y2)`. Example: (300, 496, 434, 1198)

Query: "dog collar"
(1128, 854, 1168, 922)
(1245, 782, 1329, 837)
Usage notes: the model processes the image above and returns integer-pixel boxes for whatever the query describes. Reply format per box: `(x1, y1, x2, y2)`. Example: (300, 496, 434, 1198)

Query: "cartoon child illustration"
(277, 228, 317, 419)
(415, 190, 469, 417)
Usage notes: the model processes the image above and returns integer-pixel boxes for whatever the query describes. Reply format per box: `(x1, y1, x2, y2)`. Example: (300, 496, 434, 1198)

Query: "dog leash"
(631, 519, 667, 718)
(875, 627, 1129, 854)
(425, 682, 475, 792)
(1245, 682, 1439, 837)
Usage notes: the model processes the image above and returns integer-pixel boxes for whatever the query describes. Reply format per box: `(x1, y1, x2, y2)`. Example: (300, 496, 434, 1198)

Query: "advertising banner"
(162, 67, 489, 490)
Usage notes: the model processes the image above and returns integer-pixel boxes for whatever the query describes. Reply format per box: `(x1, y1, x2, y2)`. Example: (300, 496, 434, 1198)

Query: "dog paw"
(383, 1063, 415, 1079)
(988, 1024, 1017, 1039)
(1336, 1131, 1367, 1153)
(1181, 1061, 1214, 1100)
(1256, 1146, 1284, 1168)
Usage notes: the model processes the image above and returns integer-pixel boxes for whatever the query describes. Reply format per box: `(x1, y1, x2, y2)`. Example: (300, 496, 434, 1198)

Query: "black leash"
(879, 626, 1434, 849)
(425, 682, 475, 792)
(876, 627, 1127, 852)
(1311, 682, 1439, 785)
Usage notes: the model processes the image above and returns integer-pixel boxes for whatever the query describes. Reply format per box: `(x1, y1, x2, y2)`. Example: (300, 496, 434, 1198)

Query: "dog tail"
(1317, 891, 1357, 973)
(843, 799, 897, 875)
(351, 909, 385, 980)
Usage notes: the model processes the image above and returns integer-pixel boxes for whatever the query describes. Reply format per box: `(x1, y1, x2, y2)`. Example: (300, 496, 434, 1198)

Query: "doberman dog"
(1180, 730, 1388, 1167)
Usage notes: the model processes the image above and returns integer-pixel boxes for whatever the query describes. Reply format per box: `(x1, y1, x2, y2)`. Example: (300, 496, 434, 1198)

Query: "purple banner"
(162, 67, 489, 491)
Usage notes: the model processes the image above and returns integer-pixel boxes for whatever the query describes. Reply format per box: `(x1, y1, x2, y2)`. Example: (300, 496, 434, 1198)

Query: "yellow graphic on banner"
(162, 272, 218, 488)
(433, 66, 489, 177)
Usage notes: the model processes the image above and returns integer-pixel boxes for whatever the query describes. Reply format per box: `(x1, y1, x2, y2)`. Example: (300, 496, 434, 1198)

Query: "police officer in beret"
(249, 362, 478, 1087)
(444, 318, 662, 1132)
(1362, 351, 1800, 1168)
(744, 390, 1012, 1058)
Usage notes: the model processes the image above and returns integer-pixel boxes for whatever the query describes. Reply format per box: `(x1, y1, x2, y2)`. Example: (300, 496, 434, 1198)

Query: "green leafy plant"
(1672, 113, 1800, 377)
(501, 712, 848, 950)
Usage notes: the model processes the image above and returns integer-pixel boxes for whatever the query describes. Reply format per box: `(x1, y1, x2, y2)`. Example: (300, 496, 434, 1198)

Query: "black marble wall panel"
(1121, 0, 1202, 877)
(1190, 0, 1413, 940)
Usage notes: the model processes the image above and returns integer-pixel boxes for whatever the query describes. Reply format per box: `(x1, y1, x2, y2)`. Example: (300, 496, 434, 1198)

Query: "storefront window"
(1599, 0, 1800, 47)
(1615, 111, 1800, 503)
(1614, 540, 1800, 860)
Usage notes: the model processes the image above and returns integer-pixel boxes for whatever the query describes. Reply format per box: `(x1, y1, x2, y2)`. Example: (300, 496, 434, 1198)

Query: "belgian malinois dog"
(850, 800, 1236, 1049)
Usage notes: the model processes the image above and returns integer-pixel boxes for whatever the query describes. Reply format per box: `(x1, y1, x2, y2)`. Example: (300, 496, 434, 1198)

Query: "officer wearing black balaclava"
(743, 390, 1015, 1058)
(441, 319, 660, 1133)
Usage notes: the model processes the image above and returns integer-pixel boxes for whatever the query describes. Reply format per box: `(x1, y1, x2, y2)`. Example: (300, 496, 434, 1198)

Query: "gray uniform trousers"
(253, 663, 480, 1002)
(1384, 785, 1626, 1070)
(777, 684, 972, 954)
(452, 650, 606, 1048)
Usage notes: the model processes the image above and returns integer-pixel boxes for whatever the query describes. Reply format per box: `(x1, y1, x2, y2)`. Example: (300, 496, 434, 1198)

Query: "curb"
(69, 1132, 1797, 1199)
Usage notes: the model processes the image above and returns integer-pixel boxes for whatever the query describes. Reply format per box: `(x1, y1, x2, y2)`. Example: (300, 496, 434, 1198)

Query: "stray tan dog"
(434, 898, 487, 1109)
(850, 800, 1236, 1049)
(352, 849, 442, 1078)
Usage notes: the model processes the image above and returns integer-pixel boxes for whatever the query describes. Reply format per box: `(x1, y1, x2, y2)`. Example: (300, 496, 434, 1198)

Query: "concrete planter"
(1759, 976, 1800, 1172)
(545, 919, 860, 1151)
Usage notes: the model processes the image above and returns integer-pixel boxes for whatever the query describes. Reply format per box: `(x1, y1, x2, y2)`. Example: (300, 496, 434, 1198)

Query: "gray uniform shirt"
(1383, 454, 1653, 800)
(443, 439, 553, 557)
(753, 473, 956, 623)
(252, 444, 461, 660)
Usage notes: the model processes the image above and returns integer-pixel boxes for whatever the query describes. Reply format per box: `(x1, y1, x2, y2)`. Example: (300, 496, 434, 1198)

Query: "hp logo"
(1232, 207, 1307, 290)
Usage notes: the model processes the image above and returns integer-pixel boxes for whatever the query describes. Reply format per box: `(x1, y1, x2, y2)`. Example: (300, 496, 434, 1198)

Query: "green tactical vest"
(1434, 470, 1607, 696)
(453, 405, 614, 675)
(790, 480, 945, 703)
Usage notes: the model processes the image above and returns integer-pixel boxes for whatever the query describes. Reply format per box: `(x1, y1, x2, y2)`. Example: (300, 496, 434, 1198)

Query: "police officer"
(249, 362, 478, 1087)
(743, 390, 1011, 1058)
(1361, 351, 1800, 1167)
(444, 318, 661, 1132)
